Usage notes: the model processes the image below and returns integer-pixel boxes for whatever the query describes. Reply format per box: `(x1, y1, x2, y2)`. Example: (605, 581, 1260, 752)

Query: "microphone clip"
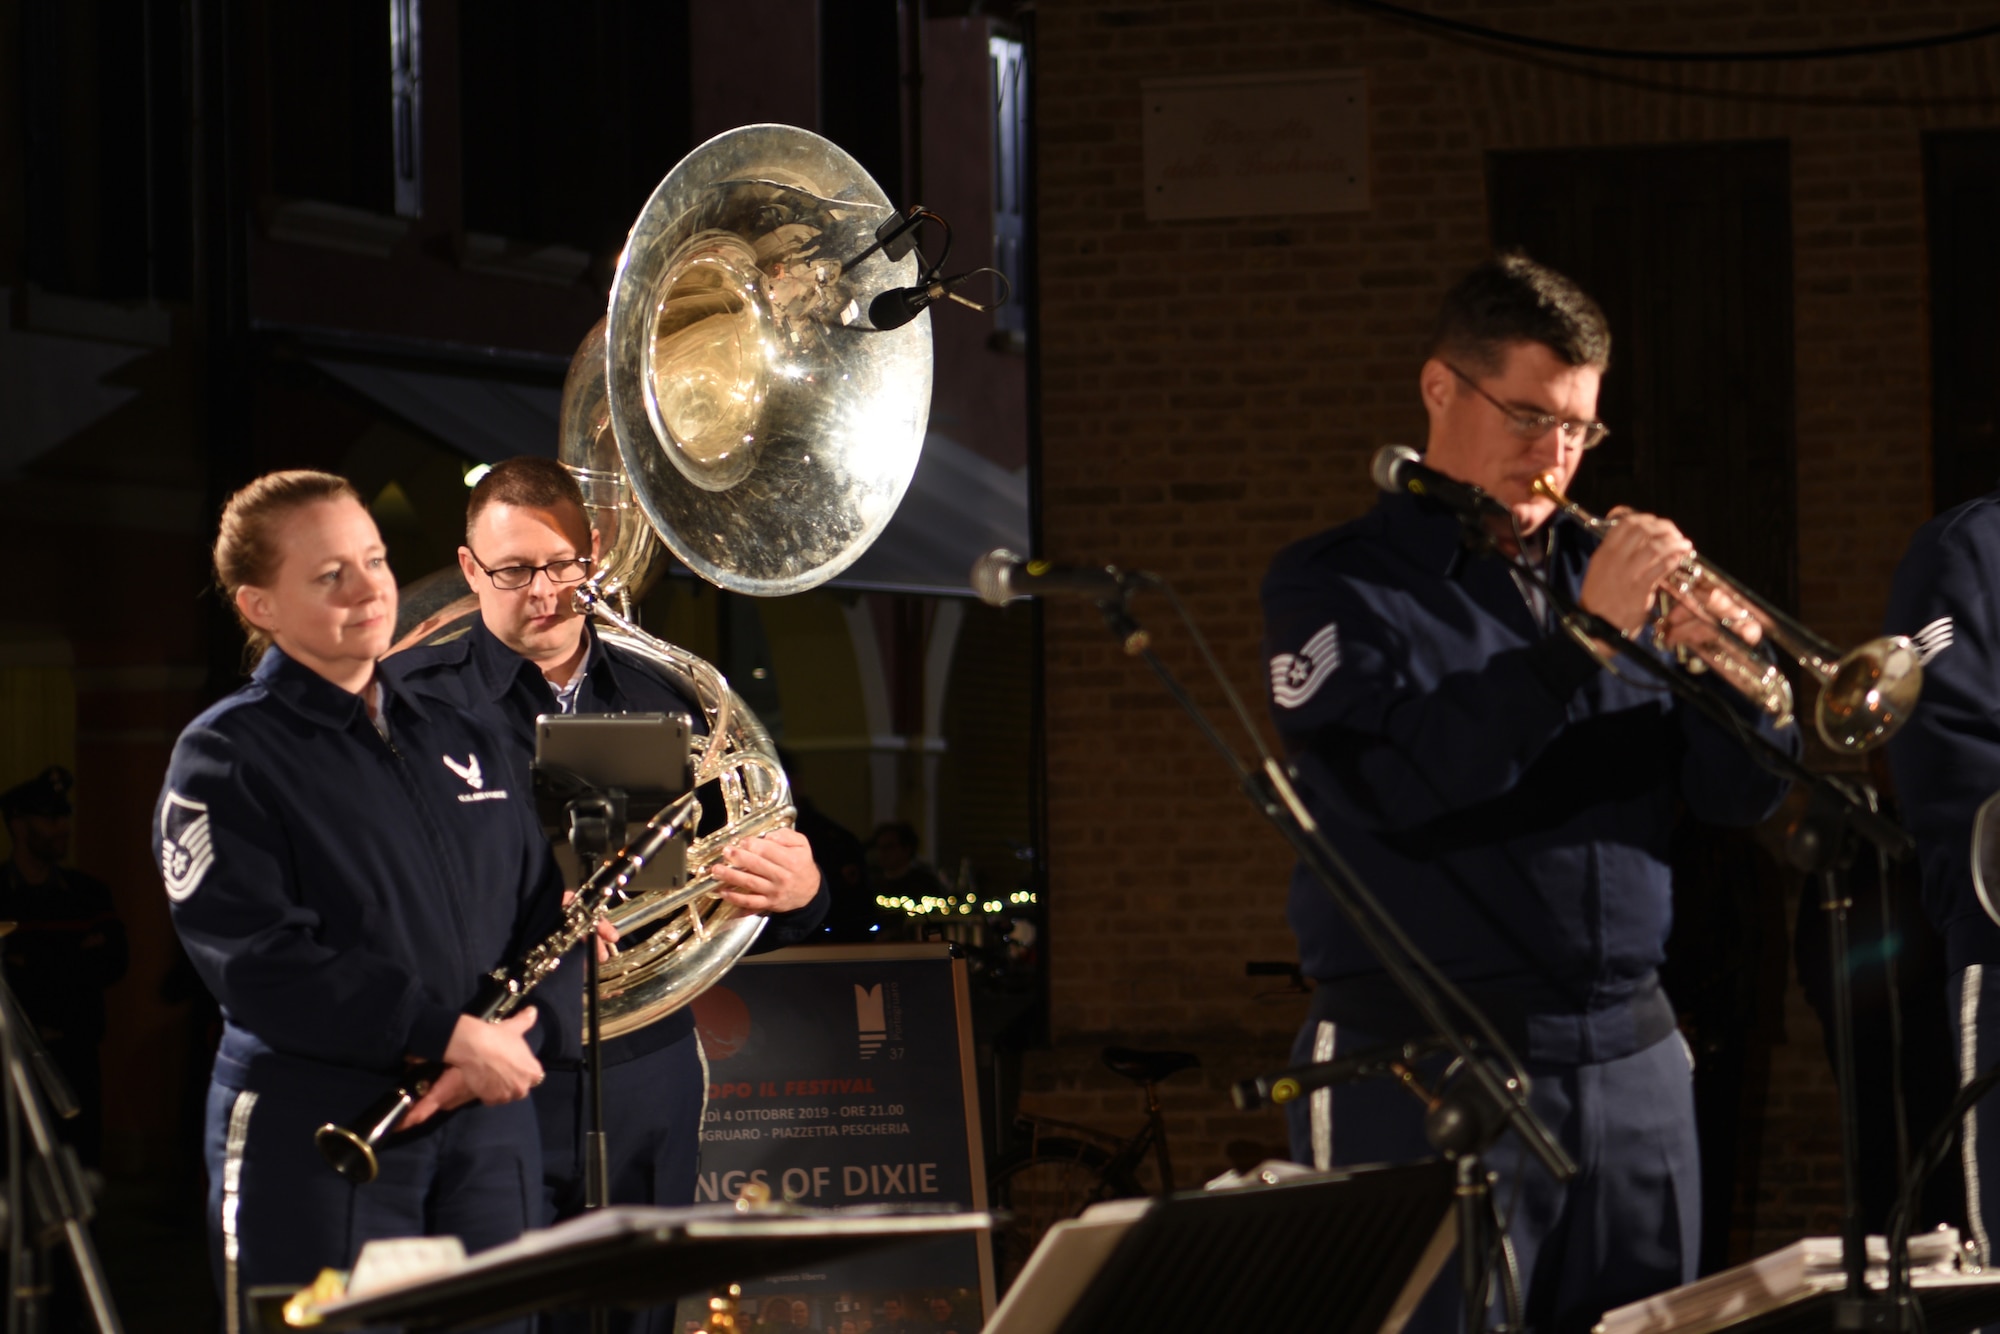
(844, 206, 932, 273)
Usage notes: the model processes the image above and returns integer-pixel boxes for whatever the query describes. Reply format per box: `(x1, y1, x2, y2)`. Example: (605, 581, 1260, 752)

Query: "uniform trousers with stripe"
(203, 1063, 540, 1334)
(1285, 1017, 1701, 1334)
(1950, 964, 2000, 1269)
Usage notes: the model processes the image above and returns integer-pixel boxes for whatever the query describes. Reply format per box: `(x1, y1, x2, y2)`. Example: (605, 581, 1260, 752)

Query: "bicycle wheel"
(987, 1137, 1139, 1288)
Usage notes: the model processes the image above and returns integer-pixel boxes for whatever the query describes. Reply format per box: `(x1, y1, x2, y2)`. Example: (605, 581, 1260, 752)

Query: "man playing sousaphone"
(389, 457, 827, 1330)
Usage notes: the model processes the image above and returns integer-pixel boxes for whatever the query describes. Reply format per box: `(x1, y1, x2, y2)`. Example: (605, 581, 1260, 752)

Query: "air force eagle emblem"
(442, 753, 483, 790)
(160, 791, 215, 901)
(442, 753, 507, 803)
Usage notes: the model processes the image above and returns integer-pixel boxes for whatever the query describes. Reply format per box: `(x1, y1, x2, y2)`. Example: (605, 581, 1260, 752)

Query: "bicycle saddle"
(1102, 1046, 1200, 1083)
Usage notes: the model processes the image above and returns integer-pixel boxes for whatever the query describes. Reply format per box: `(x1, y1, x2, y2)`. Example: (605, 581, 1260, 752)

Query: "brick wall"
(1028, 0, 2000, 1255)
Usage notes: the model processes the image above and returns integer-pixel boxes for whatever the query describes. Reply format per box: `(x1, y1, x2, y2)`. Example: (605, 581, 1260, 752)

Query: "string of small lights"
(875, 889, 1039, 920)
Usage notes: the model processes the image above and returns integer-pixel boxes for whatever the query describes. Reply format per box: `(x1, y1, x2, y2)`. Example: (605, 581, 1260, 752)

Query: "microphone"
(869, 271, 987, 330)
(1230, 1036, 1457, 1111)
(1370, 444, 1510, 522)
(869, 279, 949, 331)
(970, 549, 1130, 607)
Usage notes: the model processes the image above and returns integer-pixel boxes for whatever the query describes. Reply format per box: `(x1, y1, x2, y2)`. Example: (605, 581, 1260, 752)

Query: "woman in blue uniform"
(153, 471, 577, 1334)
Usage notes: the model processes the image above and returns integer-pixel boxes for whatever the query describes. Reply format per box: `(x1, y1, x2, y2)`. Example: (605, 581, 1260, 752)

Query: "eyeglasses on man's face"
(467, 550, 594, 591)
(1445, 363, 1611, 450)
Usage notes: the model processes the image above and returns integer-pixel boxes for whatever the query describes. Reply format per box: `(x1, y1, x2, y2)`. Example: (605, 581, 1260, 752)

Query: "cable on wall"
(1337, 0, 2000, 63)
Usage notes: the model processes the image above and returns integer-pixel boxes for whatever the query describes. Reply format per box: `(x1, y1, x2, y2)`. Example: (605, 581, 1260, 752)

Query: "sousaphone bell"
(572, 121, 932, 1036)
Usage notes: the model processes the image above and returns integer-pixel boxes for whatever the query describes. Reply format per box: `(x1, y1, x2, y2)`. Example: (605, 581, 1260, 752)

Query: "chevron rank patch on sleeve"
(1913, 616, 1955, 666)
(1271, 622, 1341, 710)
(160, 791, 216, 901)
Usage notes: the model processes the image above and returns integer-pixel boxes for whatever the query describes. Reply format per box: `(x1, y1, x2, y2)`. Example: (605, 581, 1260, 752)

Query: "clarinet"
(313, 792, 698, 1184)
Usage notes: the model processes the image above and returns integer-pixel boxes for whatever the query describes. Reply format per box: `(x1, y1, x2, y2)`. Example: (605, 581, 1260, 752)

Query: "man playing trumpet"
(1261, 253, 1797, 1334)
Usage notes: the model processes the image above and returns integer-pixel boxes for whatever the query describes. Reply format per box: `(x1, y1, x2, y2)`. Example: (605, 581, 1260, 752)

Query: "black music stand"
(1603, 1271, 2000, 1334)
(987, 1160, 1457, 1334)
(273, 1205, 994, 1334)
(531, 712, 692, 1212)
(1711, 1281, 2000, 1334)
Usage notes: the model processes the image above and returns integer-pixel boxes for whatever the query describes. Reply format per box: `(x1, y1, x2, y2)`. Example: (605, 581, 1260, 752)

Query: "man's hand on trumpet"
(1654, 581, 1765, 652)
(1577, 507, 1695, 635)
(1576, 504, 1764, 656)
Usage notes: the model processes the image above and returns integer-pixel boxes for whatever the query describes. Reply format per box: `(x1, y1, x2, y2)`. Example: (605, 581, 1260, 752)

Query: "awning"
(312, 359, 564, 466)
(312, 357, 1028, 599)
(836, 429, 1028, 596)
(0, 289, 148, 473)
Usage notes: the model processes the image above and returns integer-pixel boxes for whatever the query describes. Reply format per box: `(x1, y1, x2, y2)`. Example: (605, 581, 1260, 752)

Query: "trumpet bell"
(1816, 636, 1923, 754)
(1530, 470, 1928, 753)
(605, 123, 933, 596)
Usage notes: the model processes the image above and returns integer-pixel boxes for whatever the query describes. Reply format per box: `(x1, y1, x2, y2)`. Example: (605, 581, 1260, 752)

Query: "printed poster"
(682, 943, 993, 1333)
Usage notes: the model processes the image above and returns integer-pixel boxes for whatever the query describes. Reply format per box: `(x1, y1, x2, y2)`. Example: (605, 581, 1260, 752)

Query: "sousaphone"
(553, 124, 930, 1036)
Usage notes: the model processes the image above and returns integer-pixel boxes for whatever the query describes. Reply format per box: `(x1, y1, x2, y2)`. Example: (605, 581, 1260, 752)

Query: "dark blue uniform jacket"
(154, 647, 578, 1092)
(1262, 493, 1796, 1063)
(1884, 492, 2000, 972)
(386, 615, 830, 1067)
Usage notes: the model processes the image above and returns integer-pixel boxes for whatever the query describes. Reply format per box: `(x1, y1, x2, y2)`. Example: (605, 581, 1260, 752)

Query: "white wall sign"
(1142, 69, 1369, 221)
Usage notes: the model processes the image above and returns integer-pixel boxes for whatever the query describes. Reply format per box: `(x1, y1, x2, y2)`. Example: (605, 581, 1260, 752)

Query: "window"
(458, 0, 693, 254)
(267, 1, 395, 214)
(990, 35, 1026, 337)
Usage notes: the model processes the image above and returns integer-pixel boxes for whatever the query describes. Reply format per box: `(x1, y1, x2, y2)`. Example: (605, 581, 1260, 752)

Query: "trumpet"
(1530, 474, 1923, 754)
(314, 791, 701, 1184)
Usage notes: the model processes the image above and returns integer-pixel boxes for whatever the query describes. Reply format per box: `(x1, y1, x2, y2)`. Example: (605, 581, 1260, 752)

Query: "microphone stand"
(1085, 575, 1574, 1334)
(560, 791, 621, 1334)
(1496, 514, 1916, 1330)
(0, 973, 118, 1334)
(562, 788, 620, 1215)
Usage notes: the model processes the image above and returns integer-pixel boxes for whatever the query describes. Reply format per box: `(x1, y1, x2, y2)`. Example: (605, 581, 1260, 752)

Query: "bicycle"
(985, 1046, 1199, 1286)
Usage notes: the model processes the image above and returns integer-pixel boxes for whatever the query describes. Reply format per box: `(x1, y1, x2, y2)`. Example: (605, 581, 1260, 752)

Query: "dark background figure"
(802, 796, 873, 942)
(750, 1296, 789, 1334)
(922, 1294, 961, 1333)
(868, 822, 950, 922)
(874, 1296, 919, 1334)
(0, 765, 129, 1167)
(774, 749, 874, 943)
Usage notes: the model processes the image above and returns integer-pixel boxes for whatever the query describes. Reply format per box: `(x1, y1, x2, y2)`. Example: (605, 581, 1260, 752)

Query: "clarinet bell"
(315, 1083, 422, 1184)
